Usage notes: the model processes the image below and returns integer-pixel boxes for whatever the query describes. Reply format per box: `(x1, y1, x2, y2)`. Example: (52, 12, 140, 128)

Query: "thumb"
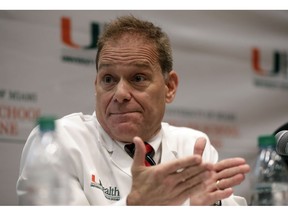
(193, 137, 207, 157)
(132, 136, 146, 168)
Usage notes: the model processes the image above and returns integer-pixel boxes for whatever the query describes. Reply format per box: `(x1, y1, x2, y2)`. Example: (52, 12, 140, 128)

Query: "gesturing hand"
(190, 138, 251, 205)
(127, 136, 214, 205)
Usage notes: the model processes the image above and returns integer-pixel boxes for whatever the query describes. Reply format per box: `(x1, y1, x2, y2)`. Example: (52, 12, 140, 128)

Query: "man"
(17, 15, 250, 205)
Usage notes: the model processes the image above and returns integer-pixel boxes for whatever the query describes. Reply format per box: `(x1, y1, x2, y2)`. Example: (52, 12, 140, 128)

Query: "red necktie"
(124, 142, 156, 166)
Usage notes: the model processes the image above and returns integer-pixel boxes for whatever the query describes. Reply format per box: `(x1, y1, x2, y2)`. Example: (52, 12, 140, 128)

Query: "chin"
(113, 134, 135, 143)
(110, 128, 139, 143)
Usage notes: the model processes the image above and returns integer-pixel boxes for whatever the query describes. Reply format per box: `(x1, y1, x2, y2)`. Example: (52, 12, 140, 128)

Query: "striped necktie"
(124, 142, 156, 166)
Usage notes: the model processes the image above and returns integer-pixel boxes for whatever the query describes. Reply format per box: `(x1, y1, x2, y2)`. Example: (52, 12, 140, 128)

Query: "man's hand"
(213, 157, 250, 192)
(190, 138, 251, 205)
(127, 136, 214, 205)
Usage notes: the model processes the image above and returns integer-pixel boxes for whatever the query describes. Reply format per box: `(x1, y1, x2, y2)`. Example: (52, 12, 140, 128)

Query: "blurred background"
(1, 10, 288, 205)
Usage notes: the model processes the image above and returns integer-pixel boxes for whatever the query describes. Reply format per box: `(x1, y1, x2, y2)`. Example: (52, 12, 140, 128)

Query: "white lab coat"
(16, 112, 247, 205)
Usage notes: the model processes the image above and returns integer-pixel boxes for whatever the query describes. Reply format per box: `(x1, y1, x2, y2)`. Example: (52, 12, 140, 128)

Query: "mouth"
(109, 111, 139, 116)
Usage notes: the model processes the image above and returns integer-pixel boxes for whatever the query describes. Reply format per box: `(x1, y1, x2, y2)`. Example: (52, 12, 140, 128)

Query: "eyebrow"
(133, 62, 151, 69)
(98, 61, 152, 71)
(98, 63, 111, 71)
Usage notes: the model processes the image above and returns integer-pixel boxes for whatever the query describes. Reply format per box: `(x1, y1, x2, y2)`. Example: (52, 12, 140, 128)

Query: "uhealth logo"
(60, 17, 102, 66)
(90, 174, 120, 201)
(252, 47, 288, 90)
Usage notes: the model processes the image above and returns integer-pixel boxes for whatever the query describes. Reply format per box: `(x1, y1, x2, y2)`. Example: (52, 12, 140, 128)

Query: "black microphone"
(273, 122, 288, 136)
(274, 122, 288, 165)
(275, 130, 288, 157)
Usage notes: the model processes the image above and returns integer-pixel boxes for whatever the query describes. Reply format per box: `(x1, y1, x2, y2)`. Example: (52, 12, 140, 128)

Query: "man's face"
(95, 34, 174, 143)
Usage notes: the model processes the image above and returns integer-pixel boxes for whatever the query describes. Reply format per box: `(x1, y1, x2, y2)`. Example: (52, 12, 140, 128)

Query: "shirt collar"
(116, 128, 163, 154)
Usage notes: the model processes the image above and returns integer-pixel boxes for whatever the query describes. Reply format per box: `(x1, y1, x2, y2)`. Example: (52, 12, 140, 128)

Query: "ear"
(165, 71, 178, 103)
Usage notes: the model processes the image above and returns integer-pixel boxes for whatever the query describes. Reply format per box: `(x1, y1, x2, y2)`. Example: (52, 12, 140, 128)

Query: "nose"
(113, 79, 132, 103)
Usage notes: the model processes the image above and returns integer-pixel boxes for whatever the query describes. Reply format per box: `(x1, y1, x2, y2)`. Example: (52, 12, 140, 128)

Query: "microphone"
(273, 122, 288, 136)
(274, 122, 288, 165)
(275, 130, 288, 157)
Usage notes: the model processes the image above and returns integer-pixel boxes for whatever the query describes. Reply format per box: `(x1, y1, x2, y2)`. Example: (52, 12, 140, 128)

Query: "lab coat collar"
(93, 112, 178, 176)
(92, 112, 132, 176)
(160, 122, 178, 163)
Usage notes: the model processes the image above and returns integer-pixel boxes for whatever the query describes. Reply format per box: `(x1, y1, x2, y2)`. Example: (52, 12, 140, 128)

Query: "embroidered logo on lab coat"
(90, 174, 120, 201)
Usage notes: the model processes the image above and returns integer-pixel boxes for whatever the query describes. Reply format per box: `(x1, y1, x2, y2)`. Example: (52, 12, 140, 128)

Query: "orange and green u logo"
(252, 48, 282, 77)
(61, 17, 100, 49)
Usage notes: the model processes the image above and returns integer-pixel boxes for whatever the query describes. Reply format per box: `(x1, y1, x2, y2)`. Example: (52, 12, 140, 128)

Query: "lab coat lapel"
(160, 124, 178, 163)
(111, 143, 133, 177)
(95, 119, 132, 177)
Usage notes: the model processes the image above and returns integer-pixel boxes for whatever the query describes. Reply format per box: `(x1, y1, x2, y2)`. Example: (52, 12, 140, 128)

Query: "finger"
(132, 136, 146, 168)
(216, 164, 250, 180)
(214, 157, 247, 172)
(177, 169, 213, 190)
(210, 188, 233, 203)
(174, 162, 214, 184)
(159, 155, 203, 175)
(215, 173, 246, 190)
(190, 188, 234, 206)
(193, 137, 206, 156)
(164, 169, 213, 202)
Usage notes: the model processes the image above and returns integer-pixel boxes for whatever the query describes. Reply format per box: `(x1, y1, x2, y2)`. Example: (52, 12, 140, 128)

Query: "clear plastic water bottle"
(20, 116, 70, 205)
(250, 134, 288, 205)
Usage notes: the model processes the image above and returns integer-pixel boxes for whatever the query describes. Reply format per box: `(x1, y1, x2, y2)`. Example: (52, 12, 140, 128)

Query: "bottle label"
(251, 183, 288, 205)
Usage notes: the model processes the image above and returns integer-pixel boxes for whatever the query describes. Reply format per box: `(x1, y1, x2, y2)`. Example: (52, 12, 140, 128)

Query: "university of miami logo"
(60, 17, 104, 66)
(61, 17, 100, 50)
(252, 47, 288, 78)
(251, 47, 288, 90)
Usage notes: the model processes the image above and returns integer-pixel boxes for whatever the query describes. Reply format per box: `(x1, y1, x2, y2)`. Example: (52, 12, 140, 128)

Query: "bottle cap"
(258, 134, 276, 148)
(37, 116, 56, 131)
